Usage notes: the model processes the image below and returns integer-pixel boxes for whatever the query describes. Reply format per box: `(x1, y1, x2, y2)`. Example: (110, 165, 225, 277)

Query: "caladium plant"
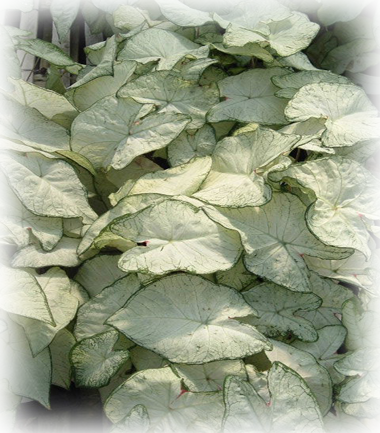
(1, 0, 380, 432)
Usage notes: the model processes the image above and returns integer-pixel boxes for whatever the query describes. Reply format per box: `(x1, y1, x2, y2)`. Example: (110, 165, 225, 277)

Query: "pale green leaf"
(216, 257, 259, 292)
(71, 330, 130, 388)
(208, 68, 289, 125)
(155, 0, 213, 27)
(108, 273, 270, 364)
(50, 329, 76, 389)
(285, 83, 380, 147)
(243, 282, 321, 341)
(104, 367, 225, 430)
(71, 96, 190, 170)
(130, 346, 168, 371)
(0, 153, 97, 224)
(111, 404, 150, 433)
(118, 70, 219, 129)
(110, 199, 243, 275)
(51, 0, 80, 42)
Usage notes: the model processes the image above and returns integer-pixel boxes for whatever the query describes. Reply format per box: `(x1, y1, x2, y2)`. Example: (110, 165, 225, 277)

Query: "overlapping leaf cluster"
(1, 0, 380, 432)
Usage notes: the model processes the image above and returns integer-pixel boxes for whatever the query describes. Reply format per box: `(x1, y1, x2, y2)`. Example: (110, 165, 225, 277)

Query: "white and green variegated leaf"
(118, 28, 208, 70)
(317, 0, 374, 26)
(11, 236, 81, 268)
(293, 325, 347, 384)
(111, 404, 150, 433)
(68, 280, 89, 308)
(0, 26, 20, 91)
(216, 257, 259, 292)
(0, 153, 97, 224)
(272, 157, 380, 258)
(74, 274, 141, 341)
(275, 51, 318, 71)
(242, 282, 321, 341)
(50, 0, 80, 42)
(335, 348, 380, 403)
(223, 362, 324, 433)
(155, 0, 213, 27)
(167, 125, 217, 167)
(285, 83, 380, 147)
(113, 4, 149, 31)
(74, 255, 127, 298)
(71, 96, 190, 170)
(78, 194, 165, 256)
(71, 330, 130, 388)
(108, 274, 270, 364)
(67, 61, 136, 111)
(2, 320, 51, 408)
(207, 68, 289, 125)
(0, 376, 21, 410)
(110, 199, 243, 275)
(118, 70, 219, 129)
(193, 128, 298, 207)
(104, 367, 224, 431)
(0, 410, 16, 433)
(341, 299, 380, 351)
(176, 57, 218, 82)
(324, 406, 370, 432)
(297, 272, 354, 329)
(272, 70, 350, 99)
(0, 95, 70, 153)
(130, 346, 168, 371)
(10, 77, 78, 129)
(124, 157, 212, 199)
(204, 193, 351, 292)
(50, 329, 76, 389)
(0, 184, 62, 251)
(0, 267, 53, 324)
(12, 267, 78, 356)
(265, 339, 333, 415)
(173, 360, 247, 392)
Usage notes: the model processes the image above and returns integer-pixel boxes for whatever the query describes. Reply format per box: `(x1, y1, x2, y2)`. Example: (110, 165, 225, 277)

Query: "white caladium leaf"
(223, 362, 324, 433)
(68, 280, 89, 308)
(11, 236, 82, 268)
(193, 128, 299, 207)
(74, 255, 127, 297)
(71, 330, 130, 388)
(111, 404, 150, 433)
(324, 407, 369, 432)
(104, 367, 225, 431)
(216, 257, 259, 292)
(265, 339, 333, 415)
(207, 68, 289, 125)
(78, 194, 165, 256)
(0, 379, 21, 410)
(285, 83, 380, 147)
(155, 0, 213, 26)
(341, 299, 380, 351)
(10, 77, 78, 129)
(0, 26, 21, 91)
(67, 61, 136, 111)
(118, 28, 208, 70)
(204, 193, 351, 292)
(317, 0, 374, 26)
(71, 96, 190, 170)
(335, 348, 380, 403)
(173, 360, 247, 392)
(0, 267, 53, 324)
(272, 70, 350, 99)
(110, 199, 243, 275)
(12, 267, 79, 356)
(50, 329, 76, 390)
(0, 153, 97, 224)
(293, 325, 347, 384)
(272, 157, 380, 258)
(108, 273, 270, 364)
(118, 71, 219, 129)
(341, 398, 380, 419)
(297, 272, 354, 329)
(243, 282, 321, 341)
(0, 410, 16, 433)
(275, 51, 318, 71)
(74, 274, 141, 341)
(167, 124, 217, 167)
(2, 320, 51, 408)
(50, 0, 80, 42)
(130, 346, 168, 371)
(0, 95, 70, 153)
(125, 157, 211, 198)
